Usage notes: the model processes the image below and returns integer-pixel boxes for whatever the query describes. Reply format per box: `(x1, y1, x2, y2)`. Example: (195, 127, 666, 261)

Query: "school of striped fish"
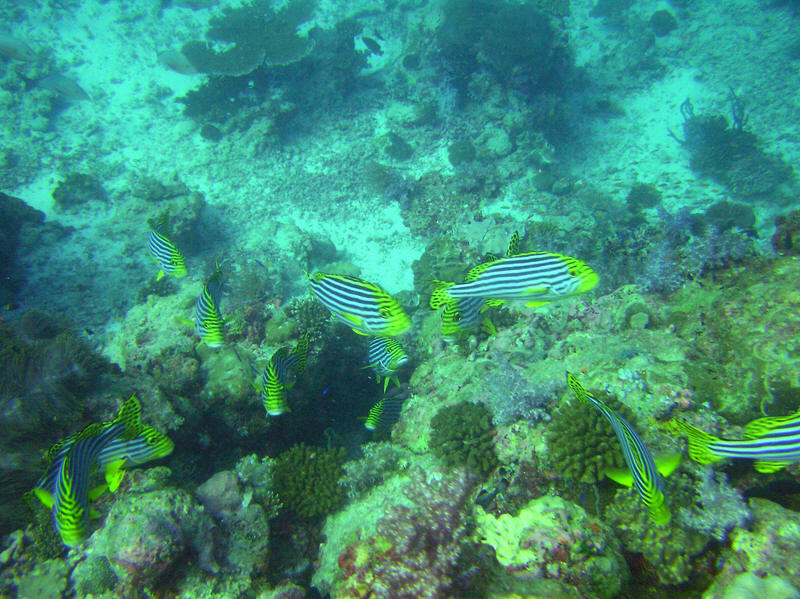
(33, 221, 797, 547)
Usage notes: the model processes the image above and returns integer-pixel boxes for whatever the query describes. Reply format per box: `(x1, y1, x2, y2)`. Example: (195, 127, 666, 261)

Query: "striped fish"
(669, 410, 800, 473)
(439, 296, 494, 336)
(567, 374, 680, 525)
(431, 252, 598, 309)
(308, 272, 410, 337)
(194, 263, 225, 347)
(363, 395, 405, 432)
(34, 395, 172, 546)
(147, 228, 187, 281)
(365, 337, 409, 392)
(260, 335, 309, 416)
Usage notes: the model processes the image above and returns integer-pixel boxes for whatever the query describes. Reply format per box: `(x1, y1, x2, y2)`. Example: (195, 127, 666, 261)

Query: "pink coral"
(335, 467, 478, 598)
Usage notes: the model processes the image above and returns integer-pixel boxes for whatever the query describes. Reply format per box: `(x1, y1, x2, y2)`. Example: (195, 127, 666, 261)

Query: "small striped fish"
(567, 374, 679, 525)
(365, 337, 409, 392)
(363, 394, 405, 432)
(431, 252, 598, 309)
(439, 296, 493, 336)
(147, 229, 187, 281)
(34, 396, 173, 546)
(308, 273, 410, 337)
(669, 410, 800, 473)
(194, 264, 224, 347)
(260, 335, 309, 417)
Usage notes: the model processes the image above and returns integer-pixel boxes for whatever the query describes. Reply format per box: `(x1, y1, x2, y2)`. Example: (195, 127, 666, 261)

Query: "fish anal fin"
(754, 460, 791, 473)
(525, 300, 550, 308)
(603, 466, 634, 487)
(655, 453, 682, 478)
(88, 484, 109, 502)
(156, 270, 165, 282)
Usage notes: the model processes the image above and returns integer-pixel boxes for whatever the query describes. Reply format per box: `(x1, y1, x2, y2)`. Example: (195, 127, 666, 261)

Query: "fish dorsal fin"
(506, 231, 520, 256)
(114, 394, 143, 439)
(464, 261, 494, 282)
(743, 409, 800, 439)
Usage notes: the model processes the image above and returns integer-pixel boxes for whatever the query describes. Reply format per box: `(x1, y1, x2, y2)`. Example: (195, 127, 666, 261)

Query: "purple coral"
(337, 467, 478, 598)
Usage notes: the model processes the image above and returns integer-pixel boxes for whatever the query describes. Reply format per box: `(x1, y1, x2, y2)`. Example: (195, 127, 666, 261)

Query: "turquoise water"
(1, 1, 799, 597)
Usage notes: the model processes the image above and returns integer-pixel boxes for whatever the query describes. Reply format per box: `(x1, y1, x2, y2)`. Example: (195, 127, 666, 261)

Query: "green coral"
(429, 402, 498, 475)
(273, 443, 346, 519)
(546, 391, 634, 484)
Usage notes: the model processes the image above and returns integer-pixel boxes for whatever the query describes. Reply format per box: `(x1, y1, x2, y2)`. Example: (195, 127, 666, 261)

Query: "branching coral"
(273, 443, 346, 519)
(429, 402, 498, 475)
(546, 390, 632, 484)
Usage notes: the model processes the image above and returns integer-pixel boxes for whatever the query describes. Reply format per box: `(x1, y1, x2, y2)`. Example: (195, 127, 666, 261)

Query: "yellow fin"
(34, 487, 54, 509)
(655, 453, 682, 478)
(754, 460, 791, 473)
(481, 319, 497, 335)
(525, 300, 550, 308)
(603, 466, 634, 487)
(175, 317, 193, 327)
(88, 484, 108, 502)
(156, 270, 165, 282)
(104, 460, 127, 492)
(743, 409, 800, 439)
(648, 495, 671, 526)
(89, 506, 102, 519)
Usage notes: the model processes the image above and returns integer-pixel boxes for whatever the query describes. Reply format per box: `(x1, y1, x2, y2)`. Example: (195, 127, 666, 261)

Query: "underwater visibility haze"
(2, 0, 800, 597)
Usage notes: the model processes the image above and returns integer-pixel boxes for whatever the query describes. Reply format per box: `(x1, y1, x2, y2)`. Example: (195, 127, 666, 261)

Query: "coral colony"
(2, 1, 800, 597)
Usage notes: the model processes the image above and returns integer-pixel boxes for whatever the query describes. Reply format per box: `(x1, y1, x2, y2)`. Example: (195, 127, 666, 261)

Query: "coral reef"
(338, 442, 412, 500)
(475, 495, 629, 599)
(429, 402, 498, 475)
(181, 0, 316, 76)
(674, 97, 792, 199)
(51, 172, 107, 210)
(677, 465, 751, 542)
(0, 192, 44, 307)
(273, 443, 346, 520)
(332, 467, 478, 598)
(605, 485, 709, 585)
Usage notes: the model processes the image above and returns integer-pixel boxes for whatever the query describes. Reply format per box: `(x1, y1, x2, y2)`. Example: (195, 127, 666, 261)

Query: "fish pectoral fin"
(382, 377, 390, 393)
(104, 460, 127, 492)
(156, 270, 165, 282)
(754, 460, 791, 473)
(33, 487, 54, 509)
(655, 453, 682, 478)
(603, 466, 634, 487)
(174, 317, 194, 327)
(89, 506, 102, 519)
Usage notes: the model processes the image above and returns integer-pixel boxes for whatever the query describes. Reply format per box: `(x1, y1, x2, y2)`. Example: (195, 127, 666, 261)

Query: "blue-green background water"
(1, 1, 800, 597)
